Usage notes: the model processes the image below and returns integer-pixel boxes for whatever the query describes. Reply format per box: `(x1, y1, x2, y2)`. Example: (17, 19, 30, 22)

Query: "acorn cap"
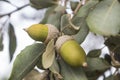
(55, 35, 74, 53)
(44, 24, 59, 44)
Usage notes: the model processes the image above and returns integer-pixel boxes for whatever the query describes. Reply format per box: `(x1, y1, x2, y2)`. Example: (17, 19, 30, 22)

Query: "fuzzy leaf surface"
(9, 43, 45, 80)
(40, 6, 57, 24)
(86, 0, 120, 36)
(59, 59, 88, 80)
(46, 5, 65, 30)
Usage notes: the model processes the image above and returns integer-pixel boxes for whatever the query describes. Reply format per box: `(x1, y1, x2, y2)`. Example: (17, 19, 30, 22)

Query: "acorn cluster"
(24, 24, 87, 67)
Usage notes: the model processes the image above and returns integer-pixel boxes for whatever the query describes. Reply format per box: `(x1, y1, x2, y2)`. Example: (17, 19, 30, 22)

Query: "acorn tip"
(82, 62, 87, 67)
(23, 28, 28, 32)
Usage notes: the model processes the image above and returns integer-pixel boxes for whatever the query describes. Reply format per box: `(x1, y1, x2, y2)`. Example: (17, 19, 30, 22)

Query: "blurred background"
(0, 0, 112, 80)
(0, 0, 46, 79)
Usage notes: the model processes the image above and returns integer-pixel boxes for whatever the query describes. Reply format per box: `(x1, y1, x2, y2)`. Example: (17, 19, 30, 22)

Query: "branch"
(73, 2, 82, 15)
(73, 0, 88, 17)
(0, 4, 29, 17)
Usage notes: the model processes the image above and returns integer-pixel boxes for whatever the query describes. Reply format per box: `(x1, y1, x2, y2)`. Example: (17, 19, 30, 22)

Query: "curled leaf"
(42, 39, 55, 69)
(61, 14, 82, 35)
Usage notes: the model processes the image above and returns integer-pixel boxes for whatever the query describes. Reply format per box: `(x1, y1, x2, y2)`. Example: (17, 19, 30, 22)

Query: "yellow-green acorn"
(24, 24, 59, 44)
(55, 35, 87, 67)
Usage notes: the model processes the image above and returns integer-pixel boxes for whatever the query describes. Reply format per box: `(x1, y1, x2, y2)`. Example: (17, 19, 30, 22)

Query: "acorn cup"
(55, 35, 87, 67)
(24, 24, 59, 44)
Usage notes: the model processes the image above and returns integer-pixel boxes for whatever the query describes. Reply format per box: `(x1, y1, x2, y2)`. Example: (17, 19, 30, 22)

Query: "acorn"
(24, 24, 59, 44)
(55, 35, 87, 67)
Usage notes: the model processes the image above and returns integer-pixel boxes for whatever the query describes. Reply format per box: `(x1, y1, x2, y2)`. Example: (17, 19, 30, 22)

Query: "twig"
(73, 0, 88, 16)
(73, 2, 82, 15)
(64, 0, 68, 8)
(3, 0, 19, 8)
(0, 4, 29, 17)
(113, 68, 119, 76)
(82, 0, 88, 5)
(110, 51, 120, 67)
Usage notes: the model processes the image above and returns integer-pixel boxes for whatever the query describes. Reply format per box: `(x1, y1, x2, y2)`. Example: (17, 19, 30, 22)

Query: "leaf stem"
(73, 0, 88, 17)
(73, 2, 82, 15)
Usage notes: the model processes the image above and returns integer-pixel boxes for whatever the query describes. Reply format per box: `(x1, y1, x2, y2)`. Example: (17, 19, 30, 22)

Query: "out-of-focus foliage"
(8, 23, 17, 61)
(30, 0, 58, 9)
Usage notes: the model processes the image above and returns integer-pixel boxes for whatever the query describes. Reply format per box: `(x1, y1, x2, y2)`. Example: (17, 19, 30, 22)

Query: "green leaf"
(9, 43, 45, 80)
(46, 5, 65, 30)
(85, 57, 111, 80)
(49, 59, 62, 79)
(86, 0, 120, 36)
(8, 23, 17, 61)
(72, 17, 89, 44)
(0, 33, 4, 51)
(86, 57, 110, 72)
(41, 5, 64, 30)
(75, 0, 99, 17)
(40, 6, 57, 24)
(42, 39, 55, 69)
(36, 55, 44, 70)
(85, 71, 103, 80)
(30, 0, 58, 9)
(72, 0, 99, 44)
(49, 72, 55, 80)
(59, 59, 88, 80)
(61, 15, 83, 35)
(61, 14, 69, 30)
(70, 1, 79, 11)
(87, 49, 101, 58)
